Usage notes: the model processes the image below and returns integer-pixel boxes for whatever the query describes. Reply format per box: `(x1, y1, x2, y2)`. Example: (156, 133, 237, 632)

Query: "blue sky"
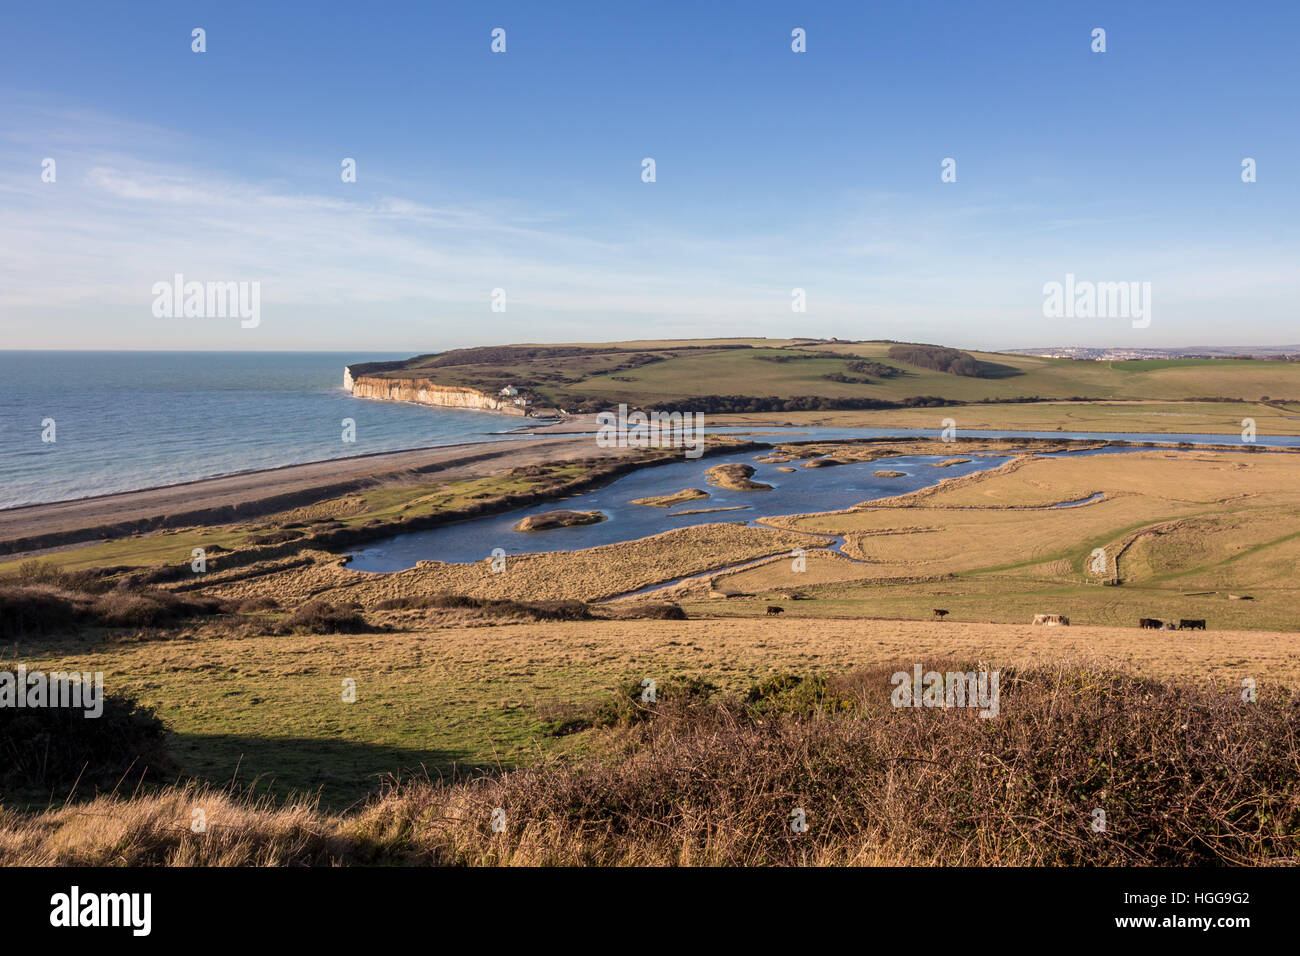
(1, 0, 1297, 351)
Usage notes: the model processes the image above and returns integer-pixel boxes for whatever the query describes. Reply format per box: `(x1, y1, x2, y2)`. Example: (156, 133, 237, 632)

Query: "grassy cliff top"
(349, 338, 1300, 411)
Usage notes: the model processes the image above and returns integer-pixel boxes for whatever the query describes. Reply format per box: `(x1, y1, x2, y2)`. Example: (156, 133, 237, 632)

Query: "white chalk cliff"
(344, 368, 526, 416)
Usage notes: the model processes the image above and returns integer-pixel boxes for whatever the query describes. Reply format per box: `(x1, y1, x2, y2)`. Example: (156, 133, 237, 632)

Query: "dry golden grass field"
(714, 399, 1300, 435)
(202, 522, 827, 608)
(723, 447, 1300, 631)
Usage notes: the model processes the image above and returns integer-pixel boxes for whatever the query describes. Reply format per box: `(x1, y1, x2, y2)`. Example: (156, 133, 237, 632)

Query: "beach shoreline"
(0, 433, 635, 557)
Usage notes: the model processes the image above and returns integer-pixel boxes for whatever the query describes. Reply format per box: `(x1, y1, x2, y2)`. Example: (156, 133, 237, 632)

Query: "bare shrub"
(0, 580, 223, 638)
(374, 593, 593, 622)
(611, 602, 687, 620)
(0, 584, 88, 639)
(92, 588, 223, 628)
(280, 599, 368, 634)
(1, 693, 171, 792)
(234, 595, 280, 613)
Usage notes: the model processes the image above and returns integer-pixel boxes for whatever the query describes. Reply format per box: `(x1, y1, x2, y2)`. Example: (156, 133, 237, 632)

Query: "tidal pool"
(343, 450, 1011, 572)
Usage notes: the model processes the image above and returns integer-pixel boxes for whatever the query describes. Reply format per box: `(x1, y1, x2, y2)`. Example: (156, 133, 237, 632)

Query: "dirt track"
(0, 435, 632, 556)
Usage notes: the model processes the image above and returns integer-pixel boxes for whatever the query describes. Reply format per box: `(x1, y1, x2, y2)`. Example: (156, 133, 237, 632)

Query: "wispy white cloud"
(1, 99, 1297, 350)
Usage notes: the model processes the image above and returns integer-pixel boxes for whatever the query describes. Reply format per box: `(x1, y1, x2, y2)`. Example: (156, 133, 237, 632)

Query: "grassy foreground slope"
(8, 439, 1296, 803)
(359, 338, 1300, 409)
(5, 439, 1300, 839)
(15, 614, 1300, 807)
(5, 662, 1298, 865)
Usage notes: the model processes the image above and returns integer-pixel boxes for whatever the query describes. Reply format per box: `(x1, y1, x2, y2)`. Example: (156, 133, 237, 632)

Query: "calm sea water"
(0, 351, 529, 509)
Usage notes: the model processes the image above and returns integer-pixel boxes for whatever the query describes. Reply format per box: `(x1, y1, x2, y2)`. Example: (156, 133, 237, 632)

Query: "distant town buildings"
(1003, 347, 1300, 362)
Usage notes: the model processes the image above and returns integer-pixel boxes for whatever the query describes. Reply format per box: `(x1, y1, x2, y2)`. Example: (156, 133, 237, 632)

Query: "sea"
(0, 351, 530, 509)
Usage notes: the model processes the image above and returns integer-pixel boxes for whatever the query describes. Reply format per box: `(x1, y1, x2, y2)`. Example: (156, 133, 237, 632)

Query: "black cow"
(1138, 618, 1162, 629)
(766, 605, 784, 615)
(1179, 619, 1206, 630)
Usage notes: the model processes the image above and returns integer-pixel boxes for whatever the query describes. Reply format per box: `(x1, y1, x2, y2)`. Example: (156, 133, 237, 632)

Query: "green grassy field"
(363, 338, 1300, 409)
(583, 345, 1300, 403)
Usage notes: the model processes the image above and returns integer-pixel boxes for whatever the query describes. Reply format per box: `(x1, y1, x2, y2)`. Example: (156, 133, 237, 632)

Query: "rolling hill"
(349, 338, 1300, 412)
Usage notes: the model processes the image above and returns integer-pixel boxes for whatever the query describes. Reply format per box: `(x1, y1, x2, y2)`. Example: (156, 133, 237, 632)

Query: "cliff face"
(345, 370, 526, 416)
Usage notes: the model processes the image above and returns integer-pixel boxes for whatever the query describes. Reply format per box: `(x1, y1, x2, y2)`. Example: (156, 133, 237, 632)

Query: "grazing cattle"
(1138, 618, 1162, 629)
(933, 609, 949, 620)
(1032, 614, 1069, 626)
(1179, 619, 1206, 630)
(766, 605, 784, 615)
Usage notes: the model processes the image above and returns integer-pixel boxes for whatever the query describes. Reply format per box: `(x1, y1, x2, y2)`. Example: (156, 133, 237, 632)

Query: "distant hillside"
(352, 338, 1300, 412)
